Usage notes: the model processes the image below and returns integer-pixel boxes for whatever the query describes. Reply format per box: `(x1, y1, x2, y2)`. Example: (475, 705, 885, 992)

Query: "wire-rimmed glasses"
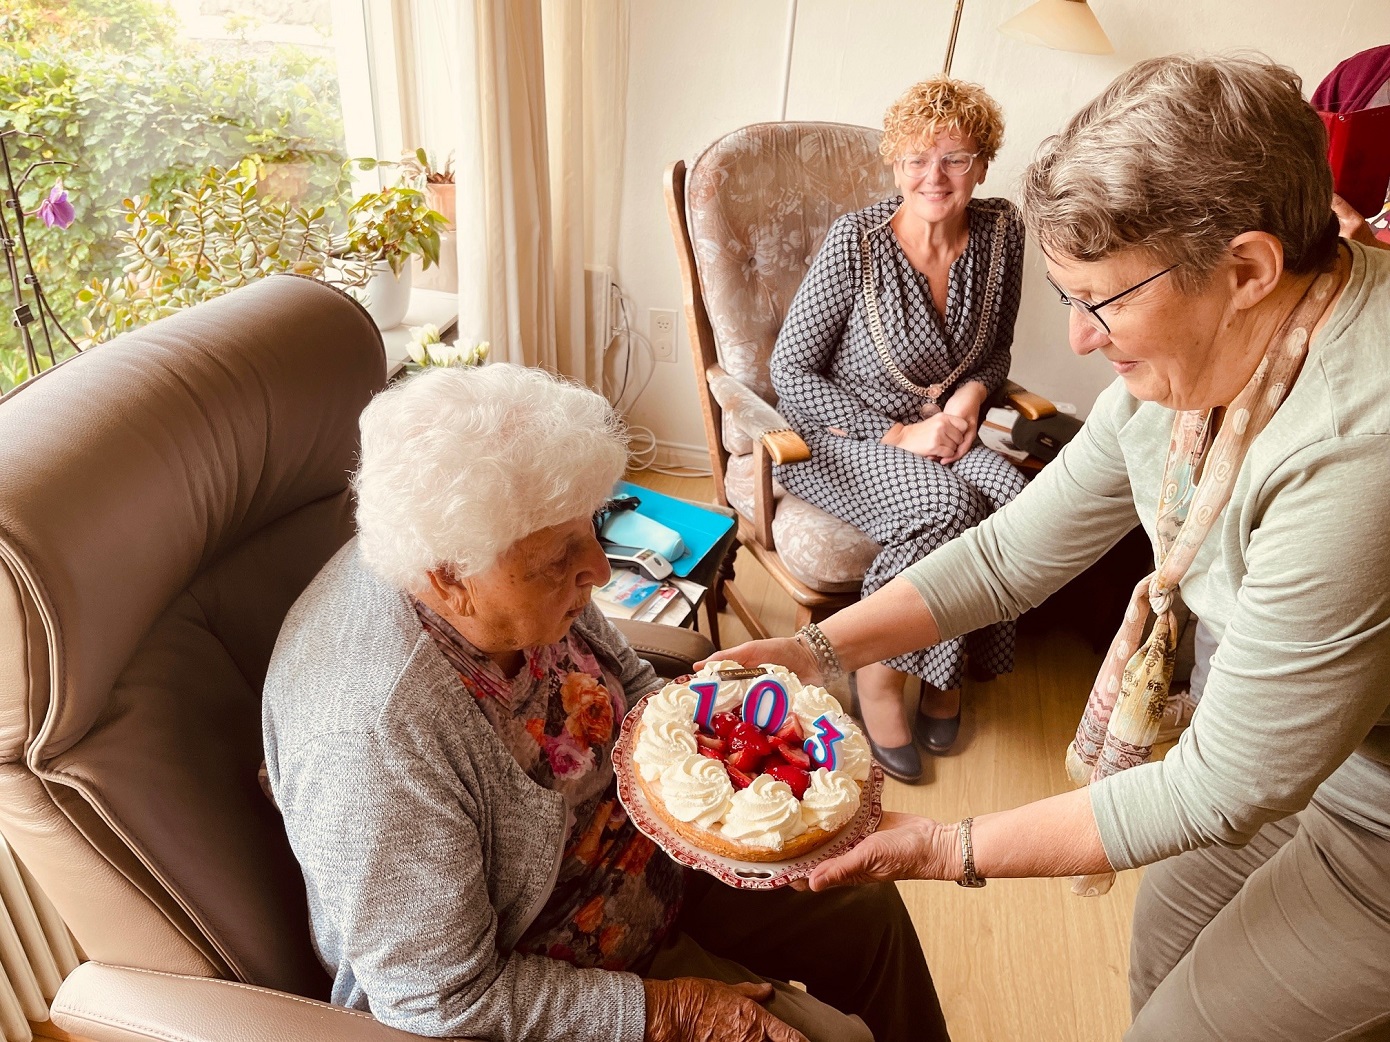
(896, 152, 980, 179)
(1045, 264, 1179, 334)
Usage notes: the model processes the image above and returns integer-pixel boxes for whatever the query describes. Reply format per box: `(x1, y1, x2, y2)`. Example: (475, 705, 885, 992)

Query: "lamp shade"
(999, 0, 1114, 55)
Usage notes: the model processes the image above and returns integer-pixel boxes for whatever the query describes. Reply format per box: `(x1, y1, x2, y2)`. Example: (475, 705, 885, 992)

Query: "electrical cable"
(601, 280, 712, 478)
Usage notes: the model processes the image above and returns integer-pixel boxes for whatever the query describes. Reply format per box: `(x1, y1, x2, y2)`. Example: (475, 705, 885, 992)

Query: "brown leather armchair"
(0, 276, 710, 1041)
(665, 122, 1058, 639)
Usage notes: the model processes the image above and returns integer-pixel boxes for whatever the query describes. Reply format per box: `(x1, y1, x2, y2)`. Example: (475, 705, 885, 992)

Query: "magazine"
(631, 577, 705, 626)
(593, 570, 662, 618)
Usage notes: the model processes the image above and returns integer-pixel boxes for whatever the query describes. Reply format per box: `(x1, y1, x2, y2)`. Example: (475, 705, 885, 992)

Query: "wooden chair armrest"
(706, 368, 810, 464)
(998, 379, 1057, 421)
(761, 428, 810, 465)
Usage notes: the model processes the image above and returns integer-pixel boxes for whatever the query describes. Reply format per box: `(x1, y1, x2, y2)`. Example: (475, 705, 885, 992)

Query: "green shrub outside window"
(1, 0, 351, 393)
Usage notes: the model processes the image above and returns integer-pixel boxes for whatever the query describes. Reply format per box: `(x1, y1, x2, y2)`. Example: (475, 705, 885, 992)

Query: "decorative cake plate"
(612, 692, 885, 890)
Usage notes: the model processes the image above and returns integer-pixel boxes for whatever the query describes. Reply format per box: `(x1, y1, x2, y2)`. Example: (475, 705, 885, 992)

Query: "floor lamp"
(943, 0, 1114, 76)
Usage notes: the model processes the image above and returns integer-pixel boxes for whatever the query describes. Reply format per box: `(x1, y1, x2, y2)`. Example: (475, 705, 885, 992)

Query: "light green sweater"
(905, 241, 1390, 870)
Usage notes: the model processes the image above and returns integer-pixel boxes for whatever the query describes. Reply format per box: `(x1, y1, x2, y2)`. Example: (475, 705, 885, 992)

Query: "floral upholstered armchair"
(664, 122, 1056, 639)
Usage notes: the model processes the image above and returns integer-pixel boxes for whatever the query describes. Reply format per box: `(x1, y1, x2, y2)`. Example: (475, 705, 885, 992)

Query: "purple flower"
(36, 184, 75, 229)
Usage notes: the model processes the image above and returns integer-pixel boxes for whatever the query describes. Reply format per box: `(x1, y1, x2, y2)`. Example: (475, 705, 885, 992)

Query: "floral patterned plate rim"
(612, 692, 885, 890)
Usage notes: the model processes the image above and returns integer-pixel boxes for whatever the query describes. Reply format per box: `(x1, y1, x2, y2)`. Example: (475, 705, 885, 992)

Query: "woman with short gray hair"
(264, 363, 943, 1042)
(717, 54, 1390, 1039)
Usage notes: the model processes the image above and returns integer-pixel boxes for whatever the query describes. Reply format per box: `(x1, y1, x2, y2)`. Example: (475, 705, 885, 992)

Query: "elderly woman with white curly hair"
(718, 54, 1390, 1040)
(262, 363, 945, 1042)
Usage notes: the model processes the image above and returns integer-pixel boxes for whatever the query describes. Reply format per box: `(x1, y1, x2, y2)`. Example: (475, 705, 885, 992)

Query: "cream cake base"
(637, 771, 860, 863)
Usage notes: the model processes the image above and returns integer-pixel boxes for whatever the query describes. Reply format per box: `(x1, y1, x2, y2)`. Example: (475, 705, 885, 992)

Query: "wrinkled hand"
(1332, 194, 1389, 250)
(643, 978, 807, 1042)
(809, 812, 956, 890)
(883, 413, 970, 462)
(697, 637, 821, 686)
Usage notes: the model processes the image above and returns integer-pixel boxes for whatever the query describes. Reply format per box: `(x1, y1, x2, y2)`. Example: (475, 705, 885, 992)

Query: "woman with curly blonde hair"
(770, 76, 1027, 781)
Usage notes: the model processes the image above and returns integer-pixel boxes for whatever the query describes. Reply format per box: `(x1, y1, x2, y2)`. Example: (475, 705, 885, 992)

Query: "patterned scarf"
(1065, 265, 1343, 897)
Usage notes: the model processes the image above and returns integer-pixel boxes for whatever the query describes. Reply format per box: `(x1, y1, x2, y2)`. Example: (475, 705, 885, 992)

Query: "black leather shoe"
(848, 674, 923, 783)
(868, 736, 923, 783)
(915, 706, 962, 756)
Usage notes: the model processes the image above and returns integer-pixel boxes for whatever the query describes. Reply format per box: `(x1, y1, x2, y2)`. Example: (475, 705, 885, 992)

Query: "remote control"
(604, 546, 674, 581)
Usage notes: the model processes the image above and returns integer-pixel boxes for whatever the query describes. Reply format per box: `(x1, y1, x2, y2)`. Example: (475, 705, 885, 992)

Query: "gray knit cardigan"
(263, 539, 661, 1042)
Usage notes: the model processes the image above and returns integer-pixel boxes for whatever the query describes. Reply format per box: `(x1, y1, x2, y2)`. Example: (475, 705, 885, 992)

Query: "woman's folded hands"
(643, 978, 808, 1042)
(882, 413, 974, 463)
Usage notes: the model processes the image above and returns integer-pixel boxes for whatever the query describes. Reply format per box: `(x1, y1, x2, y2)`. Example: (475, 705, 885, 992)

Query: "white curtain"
(422, 0, 627, 386)
(575, 0, 628, 277)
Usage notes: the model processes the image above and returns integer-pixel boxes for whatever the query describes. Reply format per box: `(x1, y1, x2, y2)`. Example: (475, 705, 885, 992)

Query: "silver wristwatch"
(956, 816, 986, 888)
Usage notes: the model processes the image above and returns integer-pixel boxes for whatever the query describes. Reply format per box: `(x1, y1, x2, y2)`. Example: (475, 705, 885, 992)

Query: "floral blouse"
(415, 602, 684, 971)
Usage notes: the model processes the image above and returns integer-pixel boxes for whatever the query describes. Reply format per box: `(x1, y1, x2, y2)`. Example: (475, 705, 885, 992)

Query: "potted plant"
(391, 148, 458, 294)
(340, 185, 448, 329)
(399, 147, 455, 228)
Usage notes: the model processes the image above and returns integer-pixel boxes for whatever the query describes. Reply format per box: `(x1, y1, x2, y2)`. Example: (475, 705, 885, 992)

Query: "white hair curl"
(353, 364, 628, 590)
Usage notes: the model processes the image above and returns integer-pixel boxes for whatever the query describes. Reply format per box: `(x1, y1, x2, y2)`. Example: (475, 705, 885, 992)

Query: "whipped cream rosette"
(658, 754, 734, 828)
(630, 662, 870, 862)
(721, 775, 809, 849)
(799, 769, 861, 832)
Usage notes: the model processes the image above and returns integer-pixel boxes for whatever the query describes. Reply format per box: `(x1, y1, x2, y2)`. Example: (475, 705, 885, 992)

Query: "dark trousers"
(646, 874, 948, 1042)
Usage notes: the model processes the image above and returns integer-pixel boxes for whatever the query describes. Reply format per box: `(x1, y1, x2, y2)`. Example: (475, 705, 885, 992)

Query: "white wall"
(614, 0, 1388, 460)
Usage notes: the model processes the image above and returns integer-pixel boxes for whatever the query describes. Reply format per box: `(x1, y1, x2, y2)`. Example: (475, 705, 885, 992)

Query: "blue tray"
(613, 480, 735, 578)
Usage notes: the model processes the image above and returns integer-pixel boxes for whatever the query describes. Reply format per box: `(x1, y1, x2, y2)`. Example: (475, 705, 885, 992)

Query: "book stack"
(593, 570, 705, 626)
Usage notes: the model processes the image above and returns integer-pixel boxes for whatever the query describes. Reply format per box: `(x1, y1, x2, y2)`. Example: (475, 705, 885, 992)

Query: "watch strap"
(956, 816, 986, 888)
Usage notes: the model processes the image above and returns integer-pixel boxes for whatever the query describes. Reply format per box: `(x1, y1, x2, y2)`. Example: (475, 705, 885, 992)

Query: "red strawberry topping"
(764, 764, 811, 799)
(730, 721, 772, 756)
(771, 740, 812, 769)
(710, 711, 740, 739)
(773, 716, 804, 744)
(727, 745, 766, 774)
(695, 733, 727, 755)
(724, 763, 755, 790)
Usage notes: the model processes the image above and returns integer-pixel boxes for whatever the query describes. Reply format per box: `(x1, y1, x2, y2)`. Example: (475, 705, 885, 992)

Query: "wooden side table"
(608, 483, 740, 646)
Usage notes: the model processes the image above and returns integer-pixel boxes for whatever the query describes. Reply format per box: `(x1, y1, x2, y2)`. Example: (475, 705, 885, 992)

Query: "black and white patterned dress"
(770, 196, 1028, 689)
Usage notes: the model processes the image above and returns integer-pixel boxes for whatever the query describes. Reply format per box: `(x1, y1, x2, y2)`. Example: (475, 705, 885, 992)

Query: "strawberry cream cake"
(632, 661, 873, 862)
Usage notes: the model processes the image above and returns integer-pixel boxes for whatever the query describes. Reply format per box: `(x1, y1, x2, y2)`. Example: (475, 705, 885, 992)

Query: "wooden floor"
(633, 470, 1141, 1042)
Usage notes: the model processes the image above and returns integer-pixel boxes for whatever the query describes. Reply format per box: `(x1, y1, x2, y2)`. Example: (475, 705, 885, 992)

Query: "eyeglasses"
(1045, 264, 1179, 334)
(896, 152, 979, 179)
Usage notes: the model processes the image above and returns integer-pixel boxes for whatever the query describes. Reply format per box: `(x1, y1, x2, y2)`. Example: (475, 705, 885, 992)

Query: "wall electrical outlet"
(650, 308, 678, 362)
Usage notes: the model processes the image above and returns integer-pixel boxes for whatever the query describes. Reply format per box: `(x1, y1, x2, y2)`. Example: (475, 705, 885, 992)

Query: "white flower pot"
(357, 260, 413, 330)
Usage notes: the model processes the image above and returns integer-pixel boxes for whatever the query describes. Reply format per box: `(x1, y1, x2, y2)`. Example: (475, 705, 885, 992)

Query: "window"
(0, 0, 378, 392)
